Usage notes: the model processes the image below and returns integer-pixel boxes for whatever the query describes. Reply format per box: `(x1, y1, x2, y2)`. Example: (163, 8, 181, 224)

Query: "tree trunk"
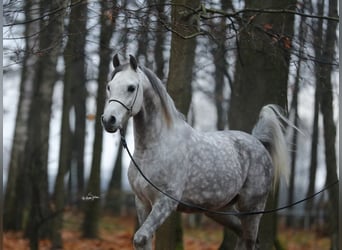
(63, 0, 87, 204)
(286, 3, 309, 228)
(228, 0, 295, 131)
(310, 1, 338, 247)
(23, 1, 68, 249)
(82, 0, 116, 238)
(228, 0, 295, 249)
(153, 0, 167, 80)
(213, 36, 227, 131)
(320, 57, 338, 250)
(155, 1, 199, 249)
(4, 0, 40, 231)
(286, 29, 305, 229)
(318, 0, 338, 248)
(166, 0, 199, 112)
(105, 142, 123, 213)
(304, 74, 320, 227)
(286, 64, 300, 228)
(136, 4, 152, 67)
(105, 123, 127, 214)
(51, 0, 88, 247)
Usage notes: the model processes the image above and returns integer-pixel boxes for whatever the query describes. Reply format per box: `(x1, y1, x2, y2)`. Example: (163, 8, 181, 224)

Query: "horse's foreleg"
(134, 196, 152, 250)
(135, 196, 151, 227)
(133, 197, 177, 250)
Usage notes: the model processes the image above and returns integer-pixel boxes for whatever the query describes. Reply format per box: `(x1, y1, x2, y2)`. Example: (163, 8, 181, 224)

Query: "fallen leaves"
(3, 214, 330, 250)
(278, 228, 331, 250)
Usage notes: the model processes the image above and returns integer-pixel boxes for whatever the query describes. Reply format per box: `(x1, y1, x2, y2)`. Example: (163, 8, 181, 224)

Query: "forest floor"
(4, 211, 330, 250)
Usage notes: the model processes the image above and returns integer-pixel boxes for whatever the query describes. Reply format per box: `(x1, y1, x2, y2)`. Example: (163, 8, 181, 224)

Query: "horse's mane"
(140, 67, 183, 127)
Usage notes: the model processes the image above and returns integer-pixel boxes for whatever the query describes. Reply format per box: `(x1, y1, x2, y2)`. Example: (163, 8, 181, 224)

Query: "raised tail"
(252, 104, 290, 190)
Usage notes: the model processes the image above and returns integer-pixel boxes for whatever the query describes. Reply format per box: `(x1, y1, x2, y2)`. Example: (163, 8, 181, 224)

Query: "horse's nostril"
(109, 115, 116, 125)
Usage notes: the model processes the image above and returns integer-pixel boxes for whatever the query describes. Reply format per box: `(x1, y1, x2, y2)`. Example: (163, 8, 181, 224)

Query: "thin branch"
(202, 7, 339, 22)
(3, 0, 86, 27)
(159, 17, 206, 39)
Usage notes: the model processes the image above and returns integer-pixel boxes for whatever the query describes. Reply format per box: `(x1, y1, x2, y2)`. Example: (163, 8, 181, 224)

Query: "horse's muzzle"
(101, 115, 118, 133)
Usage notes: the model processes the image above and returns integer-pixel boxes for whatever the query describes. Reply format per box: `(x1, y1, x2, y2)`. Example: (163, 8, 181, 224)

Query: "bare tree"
(286, 3, 308, 227)
(228, 0, 295, 249)
(21, 1, 69, 249)
(304, 0, 322, 227)
(4, 0, 40, 232)
(82, 0, 117, 238)
(51, 0, 88, 247)
(153, 0, 167, 80)
(317, 0, 338, 248)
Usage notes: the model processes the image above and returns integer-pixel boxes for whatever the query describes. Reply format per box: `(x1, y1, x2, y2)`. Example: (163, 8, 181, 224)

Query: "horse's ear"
(113, 54, 120, 68)
(129, 54, 138, 71)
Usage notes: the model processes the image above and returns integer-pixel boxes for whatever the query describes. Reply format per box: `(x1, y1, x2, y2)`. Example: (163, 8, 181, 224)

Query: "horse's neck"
(133, 89, 179, 150)
(133, 113, 163, 149)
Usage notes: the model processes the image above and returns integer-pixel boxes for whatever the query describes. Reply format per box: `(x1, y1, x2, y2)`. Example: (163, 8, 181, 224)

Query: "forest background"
(2, 0, 339, 249)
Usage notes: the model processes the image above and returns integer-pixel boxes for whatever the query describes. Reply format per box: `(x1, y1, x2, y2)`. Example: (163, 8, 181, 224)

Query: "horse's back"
(192, 129, 271, 166)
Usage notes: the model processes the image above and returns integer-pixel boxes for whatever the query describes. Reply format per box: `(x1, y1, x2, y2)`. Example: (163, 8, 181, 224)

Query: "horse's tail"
(252, 104, 290, 190)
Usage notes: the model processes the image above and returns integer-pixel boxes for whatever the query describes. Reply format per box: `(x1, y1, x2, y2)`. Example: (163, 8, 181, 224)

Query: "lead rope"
(120, 129, 338, 216)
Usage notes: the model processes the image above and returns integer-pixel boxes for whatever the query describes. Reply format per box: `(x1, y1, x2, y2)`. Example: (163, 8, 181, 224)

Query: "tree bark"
(166, 0, 199, 112)
(136, 5, 152, 67)
(304, 72, 320, 227)
(228, 0, 295, 131)
(153, 0, 167, 80)
(213, 36, 227, 131)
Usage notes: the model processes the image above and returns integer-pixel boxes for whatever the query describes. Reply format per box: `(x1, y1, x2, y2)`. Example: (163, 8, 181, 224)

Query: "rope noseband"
(109, 99, 131, 112)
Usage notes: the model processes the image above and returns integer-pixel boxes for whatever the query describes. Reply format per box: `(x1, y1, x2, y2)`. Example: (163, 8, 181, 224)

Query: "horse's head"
(101, 54, 144, 133)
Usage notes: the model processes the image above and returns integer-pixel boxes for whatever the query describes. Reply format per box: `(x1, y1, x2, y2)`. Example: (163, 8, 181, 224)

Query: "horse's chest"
(127, 161, 181, 204)
(127, 163, 152, 200)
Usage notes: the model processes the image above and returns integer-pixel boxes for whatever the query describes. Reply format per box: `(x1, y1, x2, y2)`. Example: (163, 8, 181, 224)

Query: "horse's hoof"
(133, 233, 148, 248)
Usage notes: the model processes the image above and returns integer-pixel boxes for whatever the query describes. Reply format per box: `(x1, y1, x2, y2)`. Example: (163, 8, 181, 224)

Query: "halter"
(108, 83, 140, 115)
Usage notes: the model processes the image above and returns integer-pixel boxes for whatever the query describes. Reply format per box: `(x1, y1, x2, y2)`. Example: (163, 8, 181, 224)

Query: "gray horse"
(102, 55, 289, 250)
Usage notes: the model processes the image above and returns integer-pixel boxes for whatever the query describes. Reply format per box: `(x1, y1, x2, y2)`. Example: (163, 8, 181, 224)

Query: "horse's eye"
(127, 85, 136, 93)
(107, 85, 110, 91)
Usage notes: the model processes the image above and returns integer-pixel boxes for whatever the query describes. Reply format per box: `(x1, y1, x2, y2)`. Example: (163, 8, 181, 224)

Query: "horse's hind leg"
(235, 214, 262, 250)
(205, 212, 242, 237)
(234, 195, 267, 250)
